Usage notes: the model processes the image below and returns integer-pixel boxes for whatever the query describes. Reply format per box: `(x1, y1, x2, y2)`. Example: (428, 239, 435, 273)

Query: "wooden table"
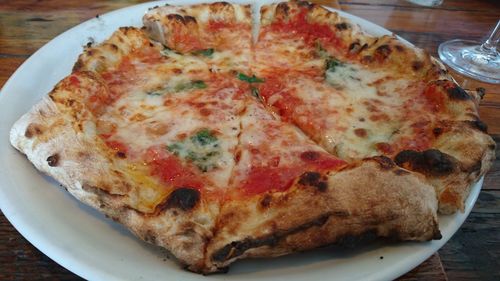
(0, 0, 498, 280)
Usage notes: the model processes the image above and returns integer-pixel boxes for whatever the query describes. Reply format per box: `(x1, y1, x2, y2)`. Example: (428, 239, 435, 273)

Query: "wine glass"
(438, 20, 500, 84)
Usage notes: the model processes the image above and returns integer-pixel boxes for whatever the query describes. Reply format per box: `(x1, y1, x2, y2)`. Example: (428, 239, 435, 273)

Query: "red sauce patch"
(423, 83, 445, 112)
(396, 122, 433, 152)
(145, 148, 204, 190)
(242, 166, 303, 195)
(69, 75, 80, 86)
(208, 20, 232, 31)
(171, 32, 203, 53)
(268, 8, 341, 47)
(259, 78, 302, 123)
(105, 140, 128, 154)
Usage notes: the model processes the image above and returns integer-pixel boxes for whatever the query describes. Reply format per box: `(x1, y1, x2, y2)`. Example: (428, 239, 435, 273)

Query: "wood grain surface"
(1, 1, 499, 280)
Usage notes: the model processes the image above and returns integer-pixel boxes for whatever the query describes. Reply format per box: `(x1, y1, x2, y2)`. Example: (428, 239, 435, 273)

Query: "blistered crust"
(9, 71, 217, 271)
(204, 157, 439, 272)
(257, 0, 495, 214)
(74, 27, 152, 73)
(142, 2, 252, 52)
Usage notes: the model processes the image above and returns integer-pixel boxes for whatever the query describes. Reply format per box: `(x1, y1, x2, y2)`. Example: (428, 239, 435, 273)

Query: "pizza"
(9, 0, 495, 274)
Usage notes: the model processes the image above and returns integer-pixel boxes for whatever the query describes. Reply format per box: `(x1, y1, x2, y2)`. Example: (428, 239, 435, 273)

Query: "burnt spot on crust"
(167, 14, 187, 24)
(116, 151, 127, 158)
(348, 42, 368, 54)
(335, 23, 349, 30)
(447, 85, 471, 100)
(260, 194, 272, 208)
(143, 230, 157, 244)
(162, 187, 200, 211)
(412, 61, 424, 71)
(372, 156, 395, 170)
(394, 44, 405, 52)
(211, 213, 331, 263)
(394, 149, 456, 177)
(432, 127, 443, 137)
(476, 87, 486, 99)
(469, 120, 488, 133)
(24, 123, 43, 138)
(297, 0, 314, 8)
(46, 154, 60, 167)
(374, 45, 392, 61)
(276, 2, 290, 16)
(361, 55, 373, 64)
(298, 172, 328, 191)
(184, 15, 197, 24)
(349, 42, 360, 51)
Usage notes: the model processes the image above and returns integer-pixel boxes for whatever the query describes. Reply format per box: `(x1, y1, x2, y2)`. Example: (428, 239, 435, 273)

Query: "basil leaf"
(192, 48, 214, 57)
(325, 57, 343, 73)
(191, 80, 207, 89)
(237, 73, 265, 83)
(167, 129, 221, 172)
(146, 91, 163, 96)
(191, 129, 217, 145)
(173, 80, 207, 92)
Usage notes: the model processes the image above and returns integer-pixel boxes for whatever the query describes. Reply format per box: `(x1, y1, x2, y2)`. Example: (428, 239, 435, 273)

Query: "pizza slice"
(204, 98, 440, 272)
(10, 3, 254, 271)
(253, 0, 495, 214)
(143, 2, 252, 74)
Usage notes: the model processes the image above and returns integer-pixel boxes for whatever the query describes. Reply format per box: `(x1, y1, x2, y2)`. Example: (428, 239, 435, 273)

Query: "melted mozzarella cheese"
(277, 62, 419, 160)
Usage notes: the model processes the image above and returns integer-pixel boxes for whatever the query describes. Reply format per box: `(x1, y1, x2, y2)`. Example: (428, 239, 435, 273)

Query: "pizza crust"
(9, 76, 218, 271)
(204, 157, 439, 272)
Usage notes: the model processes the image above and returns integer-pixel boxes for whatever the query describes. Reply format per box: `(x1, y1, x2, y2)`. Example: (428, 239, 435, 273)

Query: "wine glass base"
(438, 39, 500, 84)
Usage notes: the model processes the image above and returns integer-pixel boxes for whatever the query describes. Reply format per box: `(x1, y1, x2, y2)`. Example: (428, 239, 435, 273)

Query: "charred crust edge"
(158, 187, 201, 212)
(276, 2, 290, 16)
(211, 213, 331, 263)
(298, 171, 328, 191)
(468, 120, 488, 133)
(394, 149, 456, 177)
(335, 23, 349, 30)
(46, 154, 60, 167)
(371, 156, 396, 170)
(447, 84, 471, 100)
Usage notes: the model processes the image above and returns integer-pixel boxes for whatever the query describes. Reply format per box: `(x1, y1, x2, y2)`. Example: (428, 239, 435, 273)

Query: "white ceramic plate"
(0, 1, 480, 280)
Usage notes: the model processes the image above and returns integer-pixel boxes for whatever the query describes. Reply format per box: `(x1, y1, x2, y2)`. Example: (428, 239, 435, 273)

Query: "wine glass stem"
(481, 20, 500, 53)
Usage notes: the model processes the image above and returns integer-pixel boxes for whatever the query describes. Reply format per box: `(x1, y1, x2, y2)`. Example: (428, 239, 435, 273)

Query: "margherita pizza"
(9, 0, 495, 274)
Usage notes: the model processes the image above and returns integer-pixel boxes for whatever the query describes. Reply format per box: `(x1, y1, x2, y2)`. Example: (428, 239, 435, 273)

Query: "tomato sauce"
(69, 75, 80, 86)
(241, 166, 304, 195)
(422, 83, 445, 112)
(105, 140, 128, 154)
(208, 20, 231, 31)
(145, 147, 204, 190)
(267, 8, 341, 47)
